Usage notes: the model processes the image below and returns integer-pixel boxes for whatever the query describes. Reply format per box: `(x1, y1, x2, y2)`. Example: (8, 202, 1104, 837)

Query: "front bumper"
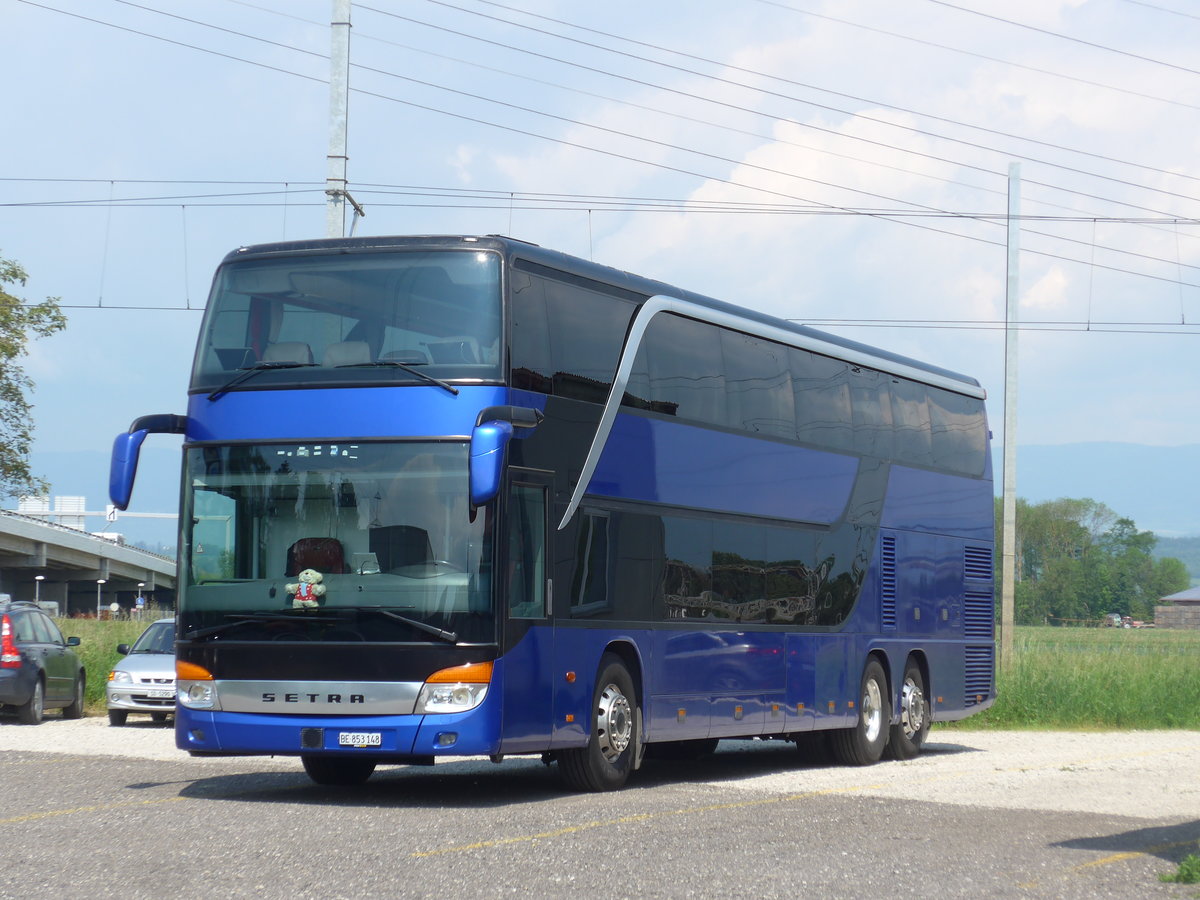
(106, 683, 177, 712)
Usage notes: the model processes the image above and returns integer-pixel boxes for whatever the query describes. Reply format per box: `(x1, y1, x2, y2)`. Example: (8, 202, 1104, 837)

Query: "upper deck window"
(191, 250, 503, 393)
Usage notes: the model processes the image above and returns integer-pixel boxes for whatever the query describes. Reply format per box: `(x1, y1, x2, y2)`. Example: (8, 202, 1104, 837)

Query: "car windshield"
(190, 249, 503, 393)
(180, 441, 494, 644)
(130, 621, 175, 654)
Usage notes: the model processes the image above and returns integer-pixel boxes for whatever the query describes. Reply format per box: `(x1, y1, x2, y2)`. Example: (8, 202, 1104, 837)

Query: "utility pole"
(325, 0, 351, 238)
(1000, 163, 1020, 671)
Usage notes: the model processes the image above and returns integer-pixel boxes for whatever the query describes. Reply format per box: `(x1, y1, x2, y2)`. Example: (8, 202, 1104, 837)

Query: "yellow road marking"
(0, 796, 185, 825)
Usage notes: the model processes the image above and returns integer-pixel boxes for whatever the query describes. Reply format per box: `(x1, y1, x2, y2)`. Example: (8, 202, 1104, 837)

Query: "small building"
(1154, 587, 1200, 629)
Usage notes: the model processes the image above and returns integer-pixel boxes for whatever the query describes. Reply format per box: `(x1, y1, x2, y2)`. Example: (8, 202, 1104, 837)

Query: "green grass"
(55, 608, 171, 712)
(1160, 853, 1200, 884)
(945, 625, 1200, 731)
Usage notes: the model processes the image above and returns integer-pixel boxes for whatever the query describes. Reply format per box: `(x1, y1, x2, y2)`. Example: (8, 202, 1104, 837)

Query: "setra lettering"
(259, 692, 367, 704)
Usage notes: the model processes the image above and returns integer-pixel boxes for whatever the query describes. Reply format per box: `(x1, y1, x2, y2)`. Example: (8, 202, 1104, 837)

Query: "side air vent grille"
(964, 591, 994, 640)
(880, 535, 897, 631)
(964, 546, 993, 582)
(964, 646, 994, 706)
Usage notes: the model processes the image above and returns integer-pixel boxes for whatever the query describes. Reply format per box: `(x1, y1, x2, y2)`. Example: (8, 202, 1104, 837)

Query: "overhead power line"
(925, 0, 1200, 78)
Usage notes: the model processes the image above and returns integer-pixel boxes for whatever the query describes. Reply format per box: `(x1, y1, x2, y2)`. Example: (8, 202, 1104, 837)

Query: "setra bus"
(110, 234, 995, 790)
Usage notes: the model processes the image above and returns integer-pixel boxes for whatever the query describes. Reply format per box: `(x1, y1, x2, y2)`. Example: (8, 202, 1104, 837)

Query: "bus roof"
(223, 234, 984, 396)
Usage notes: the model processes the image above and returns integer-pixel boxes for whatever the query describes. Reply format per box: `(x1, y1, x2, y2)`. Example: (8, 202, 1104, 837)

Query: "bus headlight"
(415, 682, 488, 714)
(414, 661, 493, 714)
(178, 681, 217, 710)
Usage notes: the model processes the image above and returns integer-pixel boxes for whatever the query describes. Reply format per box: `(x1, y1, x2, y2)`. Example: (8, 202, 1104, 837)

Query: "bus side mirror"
(109, 414, 187, 510)
(468, 406, 543, 506)
(469, 420, 514, 507)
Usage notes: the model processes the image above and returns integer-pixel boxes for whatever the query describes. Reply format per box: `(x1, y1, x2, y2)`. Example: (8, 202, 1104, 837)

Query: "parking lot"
(2, 719, 1198, 898)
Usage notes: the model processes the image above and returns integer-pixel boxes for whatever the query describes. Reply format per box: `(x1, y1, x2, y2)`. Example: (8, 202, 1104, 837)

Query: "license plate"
(338, 732, 382, 747)
(146, 690, 175, 699)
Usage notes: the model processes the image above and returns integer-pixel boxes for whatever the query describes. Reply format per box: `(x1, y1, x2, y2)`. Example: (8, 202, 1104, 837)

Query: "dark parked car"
(0, 600, 85, 724)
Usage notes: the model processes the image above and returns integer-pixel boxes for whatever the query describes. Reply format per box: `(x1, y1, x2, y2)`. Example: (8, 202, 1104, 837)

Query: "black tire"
(17, 678, 45, 725)
(108, 709, 129, 727)
(886, 659, 930, 761)
(151, 712, 171, 724)
(62, 671, 86, 719)
(558, 654, 638, 792)
(830, 659, 890, 766)
(301, 756, 377, 786)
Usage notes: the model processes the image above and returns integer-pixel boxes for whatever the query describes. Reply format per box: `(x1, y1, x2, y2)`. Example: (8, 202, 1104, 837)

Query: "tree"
(0, 253, 66, 500)
(998, 496, 1191, 625)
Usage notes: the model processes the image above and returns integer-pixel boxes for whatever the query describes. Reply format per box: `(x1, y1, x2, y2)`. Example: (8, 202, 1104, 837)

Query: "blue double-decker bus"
(110, 235, 994, 790)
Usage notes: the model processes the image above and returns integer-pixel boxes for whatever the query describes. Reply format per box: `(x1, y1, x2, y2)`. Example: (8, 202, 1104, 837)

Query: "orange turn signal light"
(425, 661, 494, 684)
(176, 660, 214, 681)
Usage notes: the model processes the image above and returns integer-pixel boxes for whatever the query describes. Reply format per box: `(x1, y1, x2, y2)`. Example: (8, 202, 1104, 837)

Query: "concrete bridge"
(0, 510, 175, 616)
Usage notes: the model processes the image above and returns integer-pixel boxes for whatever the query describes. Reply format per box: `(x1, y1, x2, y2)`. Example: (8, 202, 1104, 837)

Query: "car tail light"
(1, 615, 21, 668)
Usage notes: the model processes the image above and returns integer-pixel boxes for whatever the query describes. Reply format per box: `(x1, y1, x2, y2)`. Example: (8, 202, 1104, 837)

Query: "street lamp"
(95, 579, 106, 619)
(34, 574, 44, 605)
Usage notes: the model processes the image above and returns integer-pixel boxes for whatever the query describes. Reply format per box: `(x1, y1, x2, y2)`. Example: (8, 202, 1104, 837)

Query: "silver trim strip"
(215, 680, 423, 715)
(558, 293, 986, 530)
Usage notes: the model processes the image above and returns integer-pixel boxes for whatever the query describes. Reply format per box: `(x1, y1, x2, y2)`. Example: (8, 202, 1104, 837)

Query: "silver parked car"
(106, 617, 175, 726)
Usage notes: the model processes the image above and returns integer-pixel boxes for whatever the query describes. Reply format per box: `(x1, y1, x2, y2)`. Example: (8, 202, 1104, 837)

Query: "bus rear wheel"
(558, 654, 638, 792)
(886, 660, 929, 761)
(301, 755, 377, 786)
(830, 659, 890, 766)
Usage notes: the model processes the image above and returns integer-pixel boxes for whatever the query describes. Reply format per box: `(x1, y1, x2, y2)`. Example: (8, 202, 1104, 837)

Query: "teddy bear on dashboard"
(286, 568, 326, 608)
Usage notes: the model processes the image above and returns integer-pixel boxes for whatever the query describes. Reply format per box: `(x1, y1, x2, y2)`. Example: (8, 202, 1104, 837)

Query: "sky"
(3, 0, 1199, 529)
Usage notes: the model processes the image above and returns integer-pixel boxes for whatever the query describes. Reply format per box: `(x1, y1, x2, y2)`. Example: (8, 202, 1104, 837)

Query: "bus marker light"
(828, 701, 835, 712)
(734, 706, 743, 720)
(797, 703, 805, 712)
(677, 709, 686, 723)
(565, 671, 576, 683)
(565, 714, 575, 723)
(848, 701, 855, 709)
(771, 704, 780, 716)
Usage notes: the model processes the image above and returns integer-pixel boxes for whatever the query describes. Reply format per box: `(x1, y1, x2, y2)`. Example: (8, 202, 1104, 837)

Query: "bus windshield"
(190, 249, 503, 393)
(181, 442, 494, 644)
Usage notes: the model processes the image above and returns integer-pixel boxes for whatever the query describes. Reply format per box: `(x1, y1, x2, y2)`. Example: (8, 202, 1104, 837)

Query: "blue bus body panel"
(186, 384, 510, 442)
(881, 465, 994, 540)
(591, 414, 858, 523)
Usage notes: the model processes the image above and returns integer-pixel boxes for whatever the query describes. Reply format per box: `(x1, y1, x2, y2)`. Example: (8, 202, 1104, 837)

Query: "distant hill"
(1155, 537, 1200, 588)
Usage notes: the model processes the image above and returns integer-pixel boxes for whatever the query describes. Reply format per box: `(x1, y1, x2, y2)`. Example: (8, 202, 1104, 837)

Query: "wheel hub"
(899, 677, 925, 739)
(862, 678, 883, 743)
(596, 682, 633, 761)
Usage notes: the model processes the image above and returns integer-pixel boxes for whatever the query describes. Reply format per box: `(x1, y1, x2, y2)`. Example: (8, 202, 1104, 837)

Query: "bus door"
(498, 470, 555, 753)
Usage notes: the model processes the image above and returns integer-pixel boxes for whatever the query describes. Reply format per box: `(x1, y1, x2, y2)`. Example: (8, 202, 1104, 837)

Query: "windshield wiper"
(207, 361, 318, 402)
(183, 611, 340, 641)
(355, 607, 458, 644)
(335, 360, 459, 396)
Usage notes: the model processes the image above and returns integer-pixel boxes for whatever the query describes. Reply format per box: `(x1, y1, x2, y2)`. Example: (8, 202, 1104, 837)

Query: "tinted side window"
(571, 512, 611, 617)
(792, 349, 853, 451)
(508, 270, 552, 393)
(721, 330, 795, 438)
(850, 367, 894, 459)
(891, 379, 934, 467)
(13, 612, 39, 642)
(645, 315, 728, 426)
(662, 516, 713, 619)
(928, 387, 987, 475)
(35, 614, 63, 645)
(509, 270, 638, 402)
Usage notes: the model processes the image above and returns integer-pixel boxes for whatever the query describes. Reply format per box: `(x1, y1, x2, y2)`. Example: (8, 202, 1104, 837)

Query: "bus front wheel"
(830, 659, 890, 766)
(301, 755, 377, 786)
(558, 654, 638, 792)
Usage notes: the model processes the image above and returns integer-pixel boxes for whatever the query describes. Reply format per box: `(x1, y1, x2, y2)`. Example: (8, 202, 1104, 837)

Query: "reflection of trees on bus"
(664, 553, 844, 624)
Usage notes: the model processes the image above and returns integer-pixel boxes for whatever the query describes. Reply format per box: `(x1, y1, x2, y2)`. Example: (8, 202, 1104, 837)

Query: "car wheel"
(62, 671, 86, 720)
(17, 678, 45, 725)
(108, 709, 129, 727)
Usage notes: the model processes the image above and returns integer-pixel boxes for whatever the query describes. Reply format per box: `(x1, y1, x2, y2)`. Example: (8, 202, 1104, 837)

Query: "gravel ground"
(3, 716, 1198, 820)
